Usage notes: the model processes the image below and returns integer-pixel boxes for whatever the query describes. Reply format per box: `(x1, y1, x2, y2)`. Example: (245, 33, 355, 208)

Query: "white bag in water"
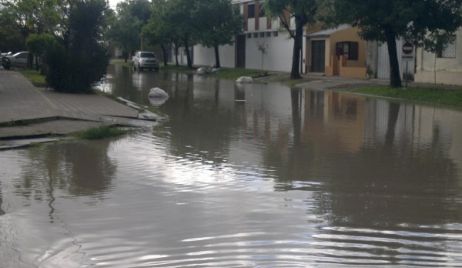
(236, 76, 253, 83)
(148, 87, 169, 106)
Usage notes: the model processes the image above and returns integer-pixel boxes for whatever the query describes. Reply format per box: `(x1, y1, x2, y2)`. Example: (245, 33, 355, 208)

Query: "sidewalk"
(0, 71, 150, 140)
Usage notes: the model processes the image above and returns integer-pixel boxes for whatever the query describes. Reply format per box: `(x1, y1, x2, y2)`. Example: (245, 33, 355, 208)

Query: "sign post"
(402, 42, 414, 88)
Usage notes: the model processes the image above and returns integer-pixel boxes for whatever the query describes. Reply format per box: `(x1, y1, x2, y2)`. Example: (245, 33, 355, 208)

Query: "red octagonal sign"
(402, 42, 414, 55)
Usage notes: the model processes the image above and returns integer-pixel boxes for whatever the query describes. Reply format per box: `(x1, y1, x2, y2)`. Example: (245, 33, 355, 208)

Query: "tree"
(46, 0, 110, 93)
(265, 0, 318, 79)
(194, 0, 242, 68)
(0, 0, 61, 38)
(142, 0, 173, 66)
(325, 0, 462, 88)
(422, 31, 457, 85)
(0, 8, 25, 52)
(163, 0, 199, 69)
(26, 33, 55, 70)
(107, 0, 151, 62)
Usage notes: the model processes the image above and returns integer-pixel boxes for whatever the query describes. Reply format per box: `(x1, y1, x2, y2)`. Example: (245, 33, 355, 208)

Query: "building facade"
(415, 28, 462, 85)
(193, 0, 295, 72)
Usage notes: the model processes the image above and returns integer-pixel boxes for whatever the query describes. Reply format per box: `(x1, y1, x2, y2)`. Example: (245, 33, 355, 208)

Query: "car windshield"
(140, 52, 155, 58)
(13, 52, 27, 57)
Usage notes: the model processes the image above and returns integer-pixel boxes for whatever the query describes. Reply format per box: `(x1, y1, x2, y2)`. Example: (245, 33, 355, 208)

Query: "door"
(311, 40, 325, 72)
(236, 34, 246, 68)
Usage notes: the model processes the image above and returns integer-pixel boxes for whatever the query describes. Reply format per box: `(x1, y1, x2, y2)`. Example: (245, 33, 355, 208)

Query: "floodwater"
(2, 64, 462, 267)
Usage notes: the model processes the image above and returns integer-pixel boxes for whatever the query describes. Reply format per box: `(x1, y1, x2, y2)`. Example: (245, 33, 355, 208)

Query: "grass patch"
(75, 126, 130, 140)
(110, 58, 133, 68)
(20, 69, 47, 87)
(213, 68, 268, 80)
(349, 86, 462, 108)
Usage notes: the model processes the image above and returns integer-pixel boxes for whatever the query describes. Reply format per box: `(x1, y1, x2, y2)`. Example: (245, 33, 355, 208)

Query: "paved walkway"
(0, 71, 144, 139)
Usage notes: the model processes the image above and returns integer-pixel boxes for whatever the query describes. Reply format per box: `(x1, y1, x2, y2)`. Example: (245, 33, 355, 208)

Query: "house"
(194, 0, 295, 72)
(414, 28, 462, 85)
(193, 1, 370, 79)
(305, 25, 368, 79)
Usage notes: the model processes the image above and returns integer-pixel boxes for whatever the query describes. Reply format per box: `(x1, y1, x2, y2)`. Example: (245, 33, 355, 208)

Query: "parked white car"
(132, 51, 159, 71)
(1, 51, 30, 70)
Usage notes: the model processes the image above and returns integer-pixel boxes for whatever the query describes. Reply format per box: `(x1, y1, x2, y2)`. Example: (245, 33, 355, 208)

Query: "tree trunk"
(174, 43, 179, 67)
(290, 16, 304, 79)
(34, 55, 39, 71)
(434, 53, 437, 85)
(214, 44, 221, 68)
(161, 44, 168, 67)
(184, 38, 193, 69)
(384, 28, 402, 88)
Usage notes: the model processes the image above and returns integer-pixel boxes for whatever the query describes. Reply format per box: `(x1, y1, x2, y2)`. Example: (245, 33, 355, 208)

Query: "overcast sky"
(108, 0, 123, 9)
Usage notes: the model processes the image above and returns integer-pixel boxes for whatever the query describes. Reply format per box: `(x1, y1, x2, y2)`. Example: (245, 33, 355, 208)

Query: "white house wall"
(193, 44, 235, 68)
(245, 31, 293, 72)
(415, 28, 462, 85)
(377, 39, 415, 80)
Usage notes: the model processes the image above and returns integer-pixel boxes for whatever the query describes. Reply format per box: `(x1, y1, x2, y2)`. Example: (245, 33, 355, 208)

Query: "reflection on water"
(1, 64, 462, 267)
(0, 182, 4, 216)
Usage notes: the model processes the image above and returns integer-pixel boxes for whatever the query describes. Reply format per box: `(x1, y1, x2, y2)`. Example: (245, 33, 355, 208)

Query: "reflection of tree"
(0, 182, 5, 216)
(156, 75, 235, 165)
(16, 140, 116, 220)
(291, 88, 302, 146)
(262, 92, 461, 228)
(385, 102, 400, 146)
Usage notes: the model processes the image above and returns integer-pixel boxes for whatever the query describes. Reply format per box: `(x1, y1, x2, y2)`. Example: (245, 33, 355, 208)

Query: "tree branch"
(278, 14, 295, 39)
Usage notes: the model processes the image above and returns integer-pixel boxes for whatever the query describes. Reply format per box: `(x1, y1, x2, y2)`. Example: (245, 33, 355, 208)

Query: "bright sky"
(108, 0, 123, 9)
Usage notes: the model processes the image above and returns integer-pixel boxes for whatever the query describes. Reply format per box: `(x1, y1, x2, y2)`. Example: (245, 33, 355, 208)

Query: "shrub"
(45, 0, 109, 93)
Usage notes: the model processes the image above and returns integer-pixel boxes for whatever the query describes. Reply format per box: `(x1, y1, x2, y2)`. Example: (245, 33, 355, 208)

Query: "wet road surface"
(1, 65, 462, 267)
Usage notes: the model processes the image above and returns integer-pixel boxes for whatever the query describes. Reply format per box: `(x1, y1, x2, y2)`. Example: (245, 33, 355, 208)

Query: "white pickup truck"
(132, 51, 159, 72)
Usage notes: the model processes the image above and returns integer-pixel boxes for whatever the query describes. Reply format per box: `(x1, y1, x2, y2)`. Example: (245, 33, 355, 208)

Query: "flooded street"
(2, 64, 462, 267)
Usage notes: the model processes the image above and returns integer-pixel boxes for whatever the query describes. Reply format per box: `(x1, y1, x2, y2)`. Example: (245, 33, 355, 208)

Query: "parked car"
(1, 51, 30, 70)
(132, 51, 159, 71)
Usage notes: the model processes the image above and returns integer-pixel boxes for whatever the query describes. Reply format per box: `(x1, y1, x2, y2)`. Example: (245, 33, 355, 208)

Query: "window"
(437, 38, 456, 58)
(335, 41, 359, 60)
(259, 32, 265, 38)
(248, 4, 255, 18)
(247, 33, 252, 38)
(273, 31, 278, 37)
(253, 33, 259, 38)
(266, 32, 272, 37)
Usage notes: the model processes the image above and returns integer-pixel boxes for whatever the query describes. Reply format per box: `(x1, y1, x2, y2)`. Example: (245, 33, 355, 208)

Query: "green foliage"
(163, 0, 199, 68)
(195, 0, 242, 48)
(326, 0, 462, 87)
(350, 86, 462, 108)
(422, 31, 457, 54)
(0, 8, 25, 52)
(193, 0, 242, 68)
(1, 0, 62, 37)
(26, 33, 55, 56)
(76, 126, 129, 140)
(107, 0, 151, 60)
(142, 0, 173, 65)
(46, 0, 110, 93)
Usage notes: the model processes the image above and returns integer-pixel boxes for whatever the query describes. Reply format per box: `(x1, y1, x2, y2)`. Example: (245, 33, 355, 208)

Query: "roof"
(307, 25, 352, 38)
